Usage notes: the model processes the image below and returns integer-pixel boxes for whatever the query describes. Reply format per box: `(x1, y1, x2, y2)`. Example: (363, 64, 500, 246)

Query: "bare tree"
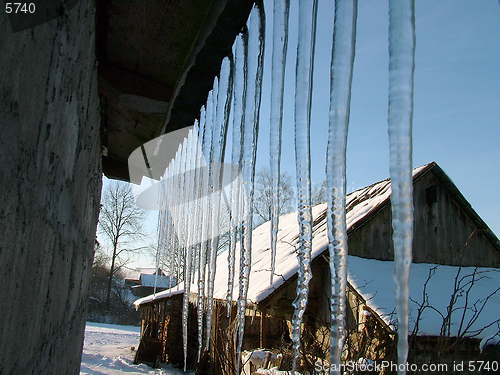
(311, 180, 327, 206)
(98, 181, 148, 310)
(406, 232, 500, 369)
(253, 166, 294, 227)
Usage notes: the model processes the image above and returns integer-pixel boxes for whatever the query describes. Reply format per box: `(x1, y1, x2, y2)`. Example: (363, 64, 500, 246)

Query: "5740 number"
(5, 3, 35, 14)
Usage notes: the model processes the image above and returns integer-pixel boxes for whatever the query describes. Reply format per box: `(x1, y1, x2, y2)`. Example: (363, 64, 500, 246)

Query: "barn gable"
(348, 161, 500, 267)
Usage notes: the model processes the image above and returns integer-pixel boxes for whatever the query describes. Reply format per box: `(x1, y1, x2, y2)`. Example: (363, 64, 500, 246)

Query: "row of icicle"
(155, 0, 415, 374)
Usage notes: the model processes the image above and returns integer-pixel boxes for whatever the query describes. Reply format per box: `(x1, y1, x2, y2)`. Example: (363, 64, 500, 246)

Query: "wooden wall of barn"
(344, 285, 396, 366)
(347, 170, 500, 267)
(413, 171, 500, 267)
(138, 294, 200, 369)
(258, 252, 332, 329)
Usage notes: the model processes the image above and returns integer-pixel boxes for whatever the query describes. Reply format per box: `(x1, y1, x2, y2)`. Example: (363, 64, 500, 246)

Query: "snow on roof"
(125, 267, 166, 281)
(480, 333, 500, 352)
(135, 163, 500, 338)
(139, 274, 175, 288)
(349, 256, 500, 339)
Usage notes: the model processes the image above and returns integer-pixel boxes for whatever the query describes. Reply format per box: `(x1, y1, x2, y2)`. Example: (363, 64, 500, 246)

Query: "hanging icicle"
(236, 2, 265, 374)
(204, 78, 221, 354)
(154, 174, 165, 297)
(291, 0, 318, 372)
(388, 1, 415, 374)
(197, 107, 210, 360)
(162, 161, 173, 281)
(205, 57, 233, 352)
(326, 1, 358, 373)
(269, 0, 290, 286)
(195, 124, 209, 362)
(182, 132, 195, 372)
(196, 103, 214, 354)
(227, 31, 248, 317)
(173, 142, 184, 291)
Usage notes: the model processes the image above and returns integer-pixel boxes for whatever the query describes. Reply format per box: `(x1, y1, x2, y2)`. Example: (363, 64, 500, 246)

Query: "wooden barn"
(134, 162, 500, 374)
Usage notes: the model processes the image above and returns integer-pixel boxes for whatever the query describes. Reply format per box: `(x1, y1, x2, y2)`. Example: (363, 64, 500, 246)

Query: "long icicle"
(236, 3, 265, 374)
(269, 0, 290, 285)
(388, 1, 415, 374)
(197, 106, 210, 361)
(154, 169, 165, 297)
(206, 57, 233, 352)
(291, 0, 318, 372)
(326, 1, 358, 373)
(200, 102, 214, 351)
(174, 142, 184, 291)
(182, 132, 196, 372)
(164, 160, 175, 282)
(202, 83, 217, 351)
(227, 31, 248, 318)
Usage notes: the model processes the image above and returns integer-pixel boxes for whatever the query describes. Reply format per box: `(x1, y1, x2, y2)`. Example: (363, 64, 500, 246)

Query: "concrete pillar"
(0, 1, 101, 373)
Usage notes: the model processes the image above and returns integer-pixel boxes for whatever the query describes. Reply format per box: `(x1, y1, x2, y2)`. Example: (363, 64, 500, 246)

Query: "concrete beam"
(0, 1, 101, 373)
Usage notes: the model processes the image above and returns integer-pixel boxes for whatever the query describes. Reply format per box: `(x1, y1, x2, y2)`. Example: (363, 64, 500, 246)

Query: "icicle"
(196, 127, 210, 362)
(182, 132, 196, 372)
(205, 57, 233, 352)
(227, 32, 248, 317)
(179, 129, 206, 370)
(204, 89, 215, 163)
(188, 129, 201, 288)
(197, 149, 210, 360)
(163, 198, 175, 282)
(154, 180, 163, 297)
(269, 0, 290, 286)
(388, 1, 415, 374)
(236, 4, 265, 375)
(155, 167, 167, 298)
(326, 1, 358, 373)
(200, 86, 216, 351)
(161, 163, 171, 279)
(173, 142, 184, 291)
(167, 160, 178, 285)
(291, 0, 318, 372)
(196, 104, 213, 354)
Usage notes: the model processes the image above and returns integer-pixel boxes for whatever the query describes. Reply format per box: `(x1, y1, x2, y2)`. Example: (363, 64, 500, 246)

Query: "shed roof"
(348, 256, 500, 339)
(138, 274, 174, 289)
(124, 267, 166, 282)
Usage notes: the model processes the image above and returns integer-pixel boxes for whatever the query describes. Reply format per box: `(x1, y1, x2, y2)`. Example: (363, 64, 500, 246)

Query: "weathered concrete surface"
(0, 1, 101, 373)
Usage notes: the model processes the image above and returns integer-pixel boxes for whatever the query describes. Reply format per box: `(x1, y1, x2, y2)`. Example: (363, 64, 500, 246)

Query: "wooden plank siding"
(348, 167, 500, 267)
(138, 294, 200, 369)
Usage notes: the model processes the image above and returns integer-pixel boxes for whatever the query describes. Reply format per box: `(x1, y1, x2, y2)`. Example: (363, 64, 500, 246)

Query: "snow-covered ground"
(81, 322, 193, 375)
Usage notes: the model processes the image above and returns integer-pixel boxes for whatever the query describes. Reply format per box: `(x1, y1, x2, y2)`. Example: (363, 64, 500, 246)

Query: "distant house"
(134, 162, 500, 373)
(124, 267, 162, 285)
(125, 268, 177, 299)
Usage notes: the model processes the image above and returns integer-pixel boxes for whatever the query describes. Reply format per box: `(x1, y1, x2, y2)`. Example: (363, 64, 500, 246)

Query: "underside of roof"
(97, 0, 255, 181)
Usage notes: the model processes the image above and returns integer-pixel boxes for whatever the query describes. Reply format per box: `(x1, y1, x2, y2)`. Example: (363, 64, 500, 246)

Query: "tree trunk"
(106, 241, 119, 311)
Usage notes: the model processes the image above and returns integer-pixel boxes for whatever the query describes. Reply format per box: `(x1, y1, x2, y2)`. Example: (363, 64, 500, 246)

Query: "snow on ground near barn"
(80, 322, 193, 375)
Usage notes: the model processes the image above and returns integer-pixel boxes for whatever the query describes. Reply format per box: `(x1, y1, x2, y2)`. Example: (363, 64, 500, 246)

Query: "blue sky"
(253, 0, 500, 235)
(103, 1, 500, 268)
